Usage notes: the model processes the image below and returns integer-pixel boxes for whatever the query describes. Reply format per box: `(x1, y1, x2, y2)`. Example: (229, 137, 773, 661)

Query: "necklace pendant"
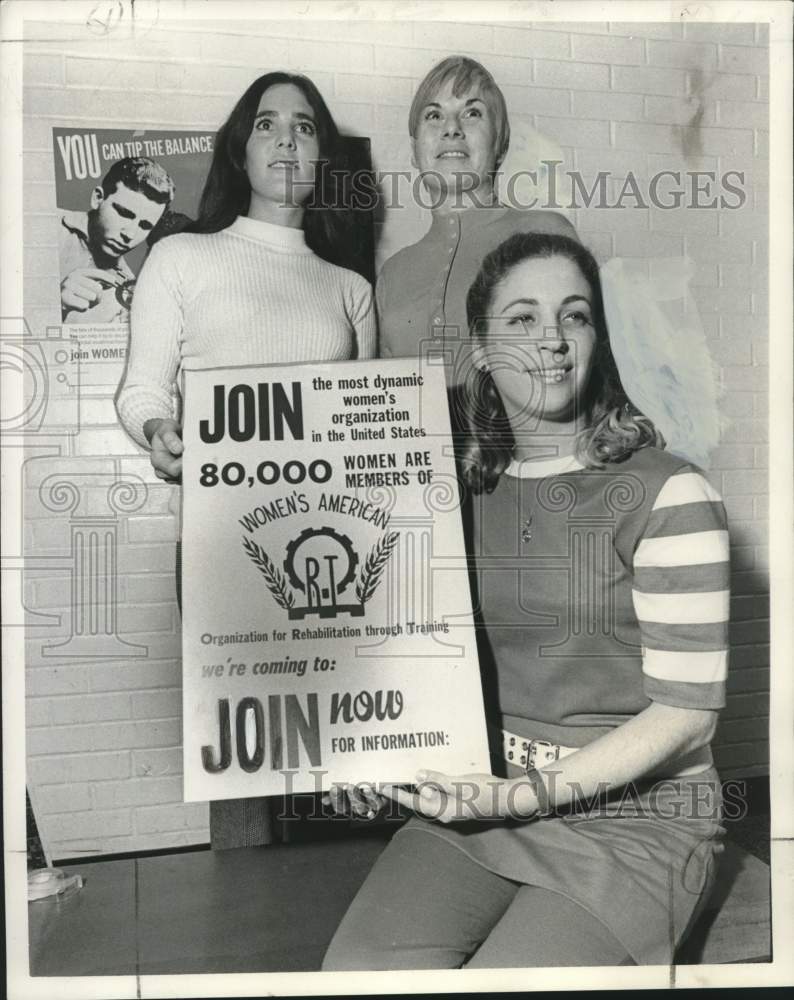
(521, 516, 533, 543)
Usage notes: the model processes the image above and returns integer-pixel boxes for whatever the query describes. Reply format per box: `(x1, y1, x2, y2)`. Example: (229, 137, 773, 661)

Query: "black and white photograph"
(2, 1, 792, 996)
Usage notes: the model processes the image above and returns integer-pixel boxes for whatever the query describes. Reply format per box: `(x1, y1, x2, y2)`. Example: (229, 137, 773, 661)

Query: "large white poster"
(181, 357, 490, 800)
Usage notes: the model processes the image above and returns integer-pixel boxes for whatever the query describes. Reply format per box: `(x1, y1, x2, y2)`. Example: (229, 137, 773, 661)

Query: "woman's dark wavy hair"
(462, 231, 663, 494)
(187, 72, 358, 270)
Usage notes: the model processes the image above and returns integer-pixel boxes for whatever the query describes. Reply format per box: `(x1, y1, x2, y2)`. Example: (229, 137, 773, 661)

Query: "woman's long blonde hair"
(461, 232, 663, 494)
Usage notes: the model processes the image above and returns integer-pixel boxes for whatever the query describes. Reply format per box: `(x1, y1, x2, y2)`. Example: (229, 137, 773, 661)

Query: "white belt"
(500, 727, 714, 780)
(501, 728, 579, 770)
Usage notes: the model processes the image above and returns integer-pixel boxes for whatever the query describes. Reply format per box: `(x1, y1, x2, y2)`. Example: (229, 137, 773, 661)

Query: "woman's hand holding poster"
(181, 358, 490, 800)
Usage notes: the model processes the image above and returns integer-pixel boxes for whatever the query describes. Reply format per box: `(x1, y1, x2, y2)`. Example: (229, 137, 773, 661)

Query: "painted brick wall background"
(20, 15, 770, 859)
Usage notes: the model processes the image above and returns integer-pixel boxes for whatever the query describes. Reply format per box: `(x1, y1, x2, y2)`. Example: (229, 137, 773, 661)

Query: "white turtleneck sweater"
(116, 215, 377, 447)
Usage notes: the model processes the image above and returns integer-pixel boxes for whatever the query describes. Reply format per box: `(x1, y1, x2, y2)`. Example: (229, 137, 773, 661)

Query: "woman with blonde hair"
(378, 56, 576, 381)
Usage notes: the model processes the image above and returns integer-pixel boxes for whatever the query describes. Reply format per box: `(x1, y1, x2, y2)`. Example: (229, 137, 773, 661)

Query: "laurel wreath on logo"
(355, 531, 400, 604)
(241, 536, 295, 610)
(242, 531, 400, 611)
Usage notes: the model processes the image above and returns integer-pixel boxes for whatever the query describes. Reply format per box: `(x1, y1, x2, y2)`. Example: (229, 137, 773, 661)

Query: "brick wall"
(21, 15, 770, 858)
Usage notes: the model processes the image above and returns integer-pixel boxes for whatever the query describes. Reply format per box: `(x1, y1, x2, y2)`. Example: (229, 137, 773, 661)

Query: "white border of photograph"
(3, 1, 792, 996)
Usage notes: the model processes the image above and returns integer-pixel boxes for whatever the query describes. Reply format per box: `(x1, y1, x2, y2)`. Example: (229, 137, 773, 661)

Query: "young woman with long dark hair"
(117, 70, 375, 473)
(117, 72, 376, 847)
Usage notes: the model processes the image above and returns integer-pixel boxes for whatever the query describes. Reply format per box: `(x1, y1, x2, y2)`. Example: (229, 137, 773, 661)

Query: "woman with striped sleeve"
(323, 231, 729, 969)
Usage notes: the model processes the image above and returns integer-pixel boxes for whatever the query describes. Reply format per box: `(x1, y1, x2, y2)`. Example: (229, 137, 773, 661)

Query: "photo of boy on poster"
(59, 156, 174, 323)
(52, 127, 216, 324)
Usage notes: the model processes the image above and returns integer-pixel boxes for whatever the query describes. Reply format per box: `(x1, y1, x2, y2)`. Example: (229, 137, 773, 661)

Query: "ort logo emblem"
(242, 526, 399, 620)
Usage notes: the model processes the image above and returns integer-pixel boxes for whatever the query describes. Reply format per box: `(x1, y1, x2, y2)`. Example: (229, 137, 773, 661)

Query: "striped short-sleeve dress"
(398, 447, 730, 966)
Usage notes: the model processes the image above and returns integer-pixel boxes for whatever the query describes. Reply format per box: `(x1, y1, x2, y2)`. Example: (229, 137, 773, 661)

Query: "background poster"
(181, 357, 491, 800)
(53, 126, 214, 382)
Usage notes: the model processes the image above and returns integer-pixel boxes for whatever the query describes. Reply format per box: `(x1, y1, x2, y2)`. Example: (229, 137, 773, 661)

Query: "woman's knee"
(322, 912, 455, 971)
(322, 931, 467, 971)
(321, 933, 386, 971)
(321, 828, 517, 970)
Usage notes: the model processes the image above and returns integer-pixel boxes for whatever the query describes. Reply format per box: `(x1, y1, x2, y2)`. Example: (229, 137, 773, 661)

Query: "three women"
(118, 58, 729, 963)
